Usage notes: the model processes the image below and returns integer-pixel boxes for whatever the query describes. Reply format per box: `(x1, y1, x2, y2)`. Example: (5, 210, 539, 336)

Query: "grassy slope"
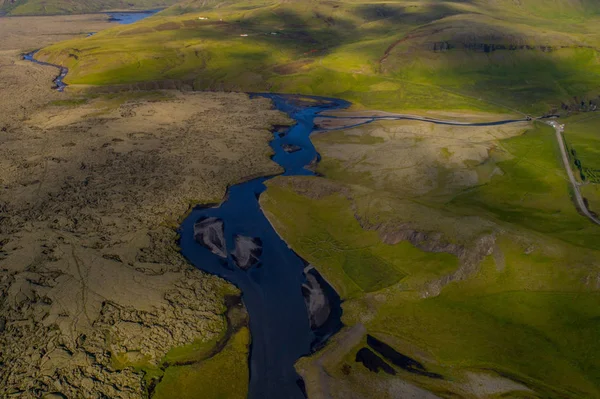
(36, 0, 600, 114)
(449, 123, 600, 249)
(260, 121, 600, 398)
(1, 0, 174, 15)
(153, 327, 250, 399)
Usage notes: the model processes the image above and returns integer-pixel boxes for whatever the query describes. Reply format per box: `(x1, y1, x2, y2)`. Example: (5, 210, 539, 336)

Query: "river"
(105, 9, 162, 24)
(179, 94, 349, 399)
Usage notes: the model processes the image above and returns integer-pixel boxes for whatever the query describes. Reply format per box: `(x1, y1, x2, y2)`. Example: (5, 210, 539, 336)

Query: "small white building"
(198, 16, 208, 20)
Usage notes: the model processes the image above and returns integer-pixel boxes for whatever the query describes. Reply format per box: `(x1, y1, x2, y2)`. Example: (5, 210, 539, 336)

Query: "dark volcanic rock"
(367, 335, 443, 379)
(193, 217, 226, 258)
(355, 347, 396, 375)
(301, 269, 331, 330)
(282, 144, 302, 153)
(231, 235, 263, 270)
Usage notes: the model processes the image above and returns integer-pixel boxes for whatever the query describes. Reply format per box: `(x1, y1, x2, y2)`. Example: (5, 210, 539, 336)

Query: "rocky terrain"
(0, 19, 291, 395)
(0, 90, 290, 398)
(0, 14, 114, 131)
(0, 89, 286, 398)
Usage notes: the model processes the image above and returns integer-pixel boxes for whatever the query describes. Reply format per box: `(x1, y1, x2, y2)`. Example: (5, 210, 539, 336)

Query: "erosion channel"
(179, 94, 348, 399)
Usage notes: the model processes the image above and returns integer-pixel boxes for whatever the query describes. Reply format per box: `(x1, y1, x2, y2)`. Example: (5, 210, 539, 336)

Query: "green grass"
(162, 332, 225, 365)
(261, 113, 600, 397)
(262, 180, 459, 299)
(152, 327, 250, 399)
(262, 177, 600, 398)
(35, 0, 600, 114)
(562, 113, 600, 180)
(450, 122, 600, 249)
(47, 98, 88, 107)
(369, 240, 600, 397)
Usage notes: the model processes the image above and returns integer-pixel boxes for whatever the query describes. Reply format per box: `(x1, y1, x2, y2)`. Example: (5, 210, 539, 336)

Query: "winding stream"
(179, 94, 349, 399)
(22, 10, 160, 91)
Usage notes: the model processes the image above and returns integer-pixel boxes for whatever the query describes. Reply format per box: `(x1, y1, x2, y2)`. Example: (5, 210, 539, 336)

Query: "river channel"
(179, 94, 348, 399)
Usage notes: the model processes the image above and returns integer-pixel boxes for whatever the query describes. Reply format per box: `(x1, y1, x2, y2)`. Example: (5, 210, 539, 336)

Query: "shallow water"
(105, 9, 161, 25)
(22, 51, 68, 91)
(179, 94, 349, 399)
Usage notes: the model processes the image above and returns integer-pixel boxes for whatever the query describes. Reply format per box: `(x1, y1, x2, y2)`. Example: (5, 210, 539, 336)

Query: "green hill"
(37, 0, 600, 114)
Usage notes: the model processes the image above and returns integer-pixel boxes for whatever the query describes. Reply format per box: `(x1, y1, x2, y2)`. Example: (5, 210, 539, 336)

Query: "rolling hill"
(36, 0, 600, 115)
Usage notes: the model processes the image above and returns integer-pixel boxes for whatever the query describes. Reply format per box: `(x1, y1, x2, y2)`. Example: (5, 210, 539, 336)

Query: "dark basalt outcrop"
(355, 347, 396, 375)
(193, 217, 227, 258)
(367, 335, 443, 379)
(301, 268, 331, 330)
(231, 235, 263, 270)
(431, 41, 594, 53)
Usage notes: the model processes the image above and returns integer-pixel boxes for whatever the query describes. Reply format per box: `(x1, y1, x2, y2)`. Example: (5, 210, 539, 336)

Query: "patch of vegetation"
(109, 288, 246, 398)
(48, 98, 88, 107)
(262, 179, 459, 298)
(561, 113, 600, 182)
(152, 327, 250, 399)
(162, 332, 225, 365)
(450, 122, 600, 249)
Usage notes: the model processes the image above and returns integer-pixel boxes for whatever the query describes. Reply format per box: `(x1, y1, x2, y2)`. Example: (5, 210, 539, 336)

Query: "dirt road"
(548, 121, 600, 226)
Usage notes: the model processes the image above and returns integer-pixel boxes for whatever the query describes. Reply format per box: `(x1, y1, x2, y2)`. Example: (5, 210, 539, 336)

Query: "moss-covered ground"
(152, 327, 250, 399)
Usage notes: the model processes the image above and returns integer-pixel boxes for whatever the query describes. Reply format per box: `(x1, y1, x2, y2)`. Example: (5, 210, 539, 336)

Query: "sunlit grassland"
(449, 122, 600, 249)
(559, 113, 600, 213)
(36, 0, 600, 114)
(261, 115, 600, 397)
(562, 113, 600, 173)
(261, 181, 458, 298)
(262, 176, 600, 398)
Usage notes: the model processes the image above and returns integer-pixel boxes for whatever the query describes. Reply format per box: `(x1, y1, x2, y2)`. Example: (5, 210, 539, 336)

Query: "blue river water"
(105, 9, 161, 24)
(179, 94, 350, 399)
